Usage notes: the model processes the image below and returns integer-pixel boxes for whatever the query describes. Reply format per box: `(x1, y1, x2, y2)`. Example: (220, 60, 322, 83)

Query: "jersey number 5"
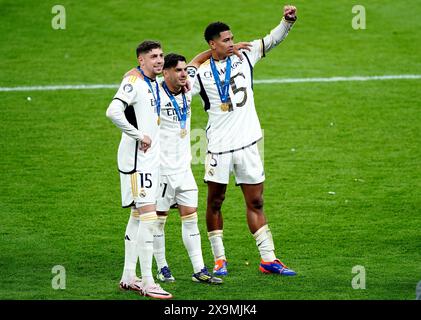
(230, 72, 247, 109)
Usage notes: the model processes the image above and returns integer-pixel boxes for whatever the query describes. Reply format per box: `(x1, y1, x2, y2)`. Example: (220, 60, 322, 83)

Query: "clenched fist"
(283, 5, 297, 22)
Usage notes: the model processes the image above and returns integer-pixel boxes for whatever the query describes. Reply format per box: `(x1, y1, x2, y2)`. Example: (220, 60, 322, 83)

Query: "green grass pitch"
(0, 0, 420, 300)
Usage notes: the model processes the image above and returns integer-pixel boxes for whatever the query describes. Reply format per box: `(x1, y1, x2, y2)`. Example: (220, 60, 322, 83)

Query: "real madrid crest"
(139, 188, 146, 198)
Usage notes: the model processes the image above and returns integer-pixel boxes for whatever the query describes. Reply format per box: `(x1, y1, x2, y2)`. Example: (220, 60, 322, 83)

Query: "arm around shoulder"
(188, 49, 212, 69)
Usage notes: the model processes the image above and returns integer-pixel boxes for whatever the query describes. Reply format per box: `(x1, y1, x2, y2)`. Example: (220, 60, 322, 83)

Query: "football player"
(106, 40, 173, 299)
(189, 4, 298, 276)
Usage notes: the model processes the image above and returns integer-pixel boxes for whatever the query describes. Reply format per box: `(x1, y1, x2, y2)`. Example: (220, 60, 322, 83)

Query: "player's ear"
(137, 55, 143, 67)
(209, 40, 216, 50)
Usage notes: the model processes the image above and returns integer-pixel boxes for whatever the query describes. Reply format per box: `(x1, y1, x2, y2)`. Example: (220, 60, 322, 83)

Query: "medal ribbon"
(162, 82, 187, 129)
(210, 56, 232, 104)
(137, 66, 161, 117)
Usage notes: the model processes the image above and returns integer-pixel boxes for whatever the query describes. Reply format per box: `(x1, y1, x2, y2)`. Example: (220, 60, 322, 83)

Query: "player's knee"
(248, 196, 264, 211)
(209, 194, 225, 211)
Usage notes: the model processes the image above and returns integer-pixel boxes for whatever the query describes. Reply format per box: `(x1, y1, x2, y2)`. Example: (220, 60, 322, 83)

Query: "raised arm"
(262, 5, 297, 54)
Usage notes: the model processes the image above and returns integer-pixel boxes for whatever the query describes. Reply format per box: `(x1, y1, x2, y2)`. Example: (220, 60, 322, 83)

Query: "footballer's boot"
(156, 266, 175, 282)
(139, 282, 173, 300)
(192, 267, 223, 284)
(119, 276, 143, 292)
(259, 259, 296, 276)
(213, 259, 228, 276)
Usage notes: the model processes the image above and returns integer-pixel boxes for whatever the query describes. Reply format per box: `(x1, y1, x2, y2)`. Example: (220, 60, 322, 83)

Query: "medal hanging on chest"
(210, 57, 232, 112)
(162, 82, 188, 138)
(137, 67, 161, 125)
(220, 103, 229, 112)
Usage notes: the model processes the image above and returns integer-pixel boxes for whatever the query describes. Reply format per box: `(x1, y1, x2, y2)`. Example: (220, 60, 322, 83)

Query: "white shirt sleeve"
(106, 77, 144, 141)
(262, 18, 295, 55)
(241, 40, 265, 67)
(113, 76, 138, 105)
(187, 66, 200, 96)
(243, 18, 295, 67)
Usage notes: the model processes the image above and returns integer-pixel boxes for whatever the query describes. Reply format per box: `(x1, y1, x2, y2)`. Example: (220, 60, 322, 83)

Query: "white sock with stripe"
(182, 212, 204, 273)
(121, 209, 140, 283)
(137, 211, 158, 286)
(253, 224, 276, 262)
(153, 215, 168, 270)
(208, 230, 226, 262)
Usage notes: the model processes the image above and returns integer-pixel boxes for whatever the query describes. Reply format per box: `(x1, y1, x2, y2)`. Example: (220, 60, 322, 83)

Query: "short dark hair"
(204, 22, 230, 43)
(164, 53, 186, 70)
(136, 40, 161, 57)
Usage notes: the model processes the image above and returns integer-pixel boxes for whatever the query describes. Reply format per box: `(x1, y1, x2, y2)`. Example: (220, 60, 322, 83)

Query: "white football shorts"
(204, 143, 265, 185)
(120, 167, 160, 208)
(156, 168, 198, 212)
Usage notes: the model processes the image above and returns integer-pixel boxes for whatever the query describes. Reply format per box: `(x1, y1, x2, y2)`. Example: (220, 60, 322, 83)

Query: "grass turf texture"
(0, 0, 420, 299)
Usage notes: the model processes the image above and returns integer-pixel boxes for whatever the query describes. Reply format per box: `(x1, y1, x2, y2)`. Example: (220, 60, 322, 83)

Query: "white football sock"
(182, 212, 204, 273)
(138, 211, 157, 286)
(208, 230, 226, 261)
(122, 209, 140, 282)
(253, 224, 276, 262)
(153, 215, 168, 270)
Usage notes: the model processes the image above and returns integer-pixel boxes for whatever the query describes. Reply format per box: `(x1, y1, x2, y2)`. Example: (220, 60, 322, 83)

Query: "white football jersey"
(192, 40, 264, 154)
(112, 75, 161, 173)
(159, 85, 193, 175)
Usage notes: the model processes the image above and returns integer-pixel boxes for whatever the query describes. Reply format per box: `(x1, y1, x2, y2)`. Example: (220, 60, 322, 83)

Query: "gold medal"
(180, 128, 187, 138)
(157, 117, 161, 125)
(220, 103, 229, 112)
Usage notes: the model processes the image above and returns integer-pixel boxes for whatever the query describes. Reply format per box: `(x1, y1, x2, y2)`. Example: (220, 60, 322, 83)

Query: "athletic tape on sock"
(181, 212, 197, 221)
(139, 211, 158, 222)
(208, 229, 223, 239)
(253, 224, 269, 239)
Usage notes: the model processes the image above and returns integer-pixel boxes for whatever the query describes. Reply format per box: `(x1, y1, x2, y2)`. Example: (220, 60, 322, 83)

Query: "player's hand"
(183, 79, 192, 93)
(233, 42, 252, 60)
(124, 68, 142, 78)
(139, 135, 152, 152)
(283, 5, 297, 22)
